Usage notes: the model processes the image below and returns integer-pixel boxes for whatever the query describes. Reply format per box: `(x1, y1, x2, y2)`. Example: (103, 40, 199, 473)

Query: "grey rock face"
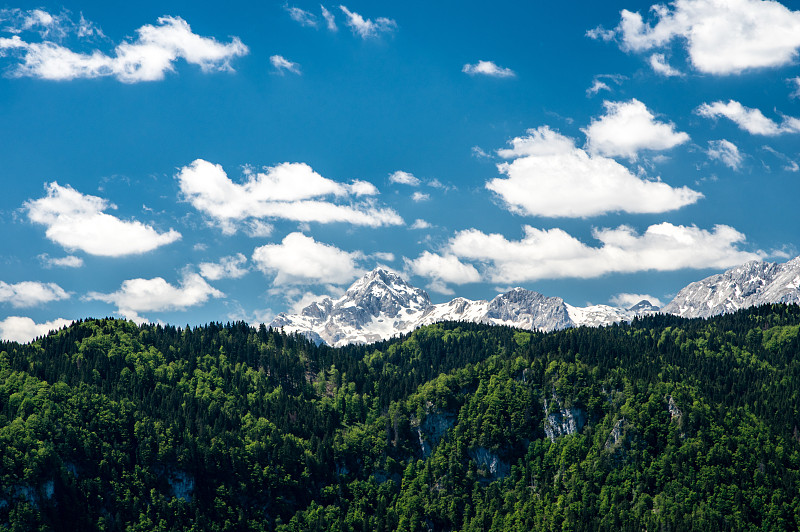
(268, 256, 800, 347)
(487, 288, 573, 332)
(543, 394, 586, 442)
(662, 256, 800, 318)
(628, 300, 660, 313)
(469, 447, 510, 480)
(268, 268, 580, 346)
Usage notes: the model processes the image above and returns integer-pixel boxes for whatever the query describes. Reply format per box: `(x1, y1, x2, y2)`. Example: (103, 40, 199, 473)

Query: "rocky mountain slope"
(662, 256, 800, 318)
(270, 255, 800, 347)
(269, 268, 655, 346)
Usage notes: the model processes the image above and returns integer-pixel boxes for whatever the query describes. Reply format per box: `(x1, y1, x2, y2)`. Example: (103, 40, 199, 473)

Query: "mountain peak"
(269, 255, 800, 346)
(348, 267, 407, 290)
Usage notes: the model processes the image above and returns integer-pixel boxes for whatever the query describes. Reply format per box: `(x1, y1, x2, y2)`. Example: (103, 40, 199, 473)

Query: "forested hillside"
(2, 305, 800, 530)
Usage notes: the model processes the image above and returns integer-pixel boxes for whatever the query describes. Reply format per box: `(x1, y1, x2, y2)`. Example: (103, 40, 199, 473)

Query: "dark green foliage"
(1, 305, 800, 530)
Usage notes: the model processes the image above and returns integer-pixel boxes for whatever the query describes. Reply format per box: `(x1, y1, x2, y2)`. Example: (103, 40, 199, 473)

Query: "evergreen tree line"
(0, 304, 799, 530)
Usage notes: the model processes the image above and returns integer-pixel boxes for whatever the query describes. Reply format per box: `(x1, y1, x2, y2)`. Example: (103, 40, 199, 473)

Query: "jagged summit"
(270, 269, 644, 346)
(270, 256, 800, 347)
(342, 267, 431, 318)
(628, 300, 660, 313)
(661, 256, 800, 318)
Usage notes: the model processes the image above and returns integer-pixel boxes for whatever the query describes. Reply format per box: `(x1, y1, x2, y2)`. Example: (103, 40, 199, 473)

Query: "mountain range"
(269, 256, 800, 347)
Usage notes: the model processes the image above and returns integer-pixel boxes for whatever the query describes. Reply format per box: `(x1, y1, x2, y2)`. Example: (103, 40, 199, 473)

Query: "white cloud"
(410, 219, 431, 229)
(252, 232, 361, 285)
(583, 99, 690, 160)
(405, 251, 481, 289)
(0, 8, 101, 40)
(462, 60, 515, 78)
(790, 77, 800, 99)
(339, 6, 396, 38)
(198, 253, 249, 280)
(25, 182, 181, 256)
(389, 170, 420, 186)
(761, 145, 799, 172)
(487, 126, 702, 217)
(0, 316, 73, 343)
(285, 6, 318, 27)
(610, 293, 664, 308)
(176, 159, 402, 233)
(648, 53, 683, 76)
(586, 25, 616, 41)
(244, 220, 274, 237)
(270, 54, 301, 75)
(0, 15, 247, 82)
(86, 273, 223, 321)
(0, 280, 69, 307)
(586, 74, 626, 97)
(707, 139, 743, 170)
(696, 100, 800, 135)
(615, 0, 800, 74)
(321, 5, 337, 31)
(38, 254, 84, 268)
(586, 79, 611, 96)
(372, 251, 395, 262)
(471, 146, 492, 159)
(448, 223, 762, 284)
(411, 191, 430, 202)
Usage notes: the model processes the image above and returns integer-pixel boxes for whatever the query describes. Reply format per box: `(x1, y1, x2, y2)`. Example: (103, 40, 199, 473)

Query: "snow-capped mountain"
(269, 267, 656, 346)
(269, 268, 431, 346)
(270, 256, 800, 347)
(661, 256, 800, 318)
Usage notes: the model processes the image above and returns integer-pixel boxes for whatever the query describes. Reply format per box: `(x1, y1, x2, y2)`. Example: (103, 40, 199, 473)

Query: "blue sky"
(2, 0, 799, 341)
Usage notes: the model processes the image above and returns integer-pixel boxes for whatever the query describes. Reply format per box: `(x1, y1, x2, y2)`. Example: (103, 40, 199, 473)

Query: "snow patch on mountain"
(269, 256, 800, 346)
(661, 256, 800, 318)
(269, 268, 654, 346)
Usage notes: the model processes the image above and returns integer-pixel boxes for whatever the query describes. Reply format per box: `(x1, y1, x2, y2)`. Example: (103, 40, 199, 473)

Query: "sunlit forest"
(2, 305, 800, 530)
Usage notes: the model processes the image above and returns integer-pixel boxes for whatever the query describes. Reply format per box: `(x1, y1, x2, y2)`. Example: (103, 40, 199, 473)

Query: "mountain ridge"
(270, 255, 800, 346)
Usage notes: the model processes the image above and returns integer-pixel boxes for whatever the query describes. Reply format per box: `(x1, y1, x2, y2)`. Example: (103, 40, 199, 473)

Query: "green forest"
(2, 305, 800, 530)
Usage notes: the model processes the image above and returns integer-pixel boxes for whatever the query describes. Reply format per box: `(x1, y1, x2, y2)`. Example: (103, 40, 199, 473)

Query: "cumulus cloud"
(176, 159, 402, 234)
(86, 273, 223, 322)
(487, 126, 701, 217)
(410, 219, 431, 230)
(270, 54, 301, 75)
(0, 14, 247, 82)
(0, 316, 73, 343)
(707, 139, 743, 170)
(405, 251, 480, 294)
(614, 0, 800, 74)
(389, 170, 420, 186)
(252, 232, 361, 285)
(38, 254, 84, 268)
(583, 99, 690, 160)
(648, 53, 683, 76)
(448, 223, 762, 284)
(696, 100, 800, 135)
(0, 280, 69, 307)
(462, 60, 515, 78)
(321, 6, 337, 31)
(198, 253, 249, 280)
(339, 6, 396, 38)
(25, 182, 181, 256)
(610, 293, 664, 308)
